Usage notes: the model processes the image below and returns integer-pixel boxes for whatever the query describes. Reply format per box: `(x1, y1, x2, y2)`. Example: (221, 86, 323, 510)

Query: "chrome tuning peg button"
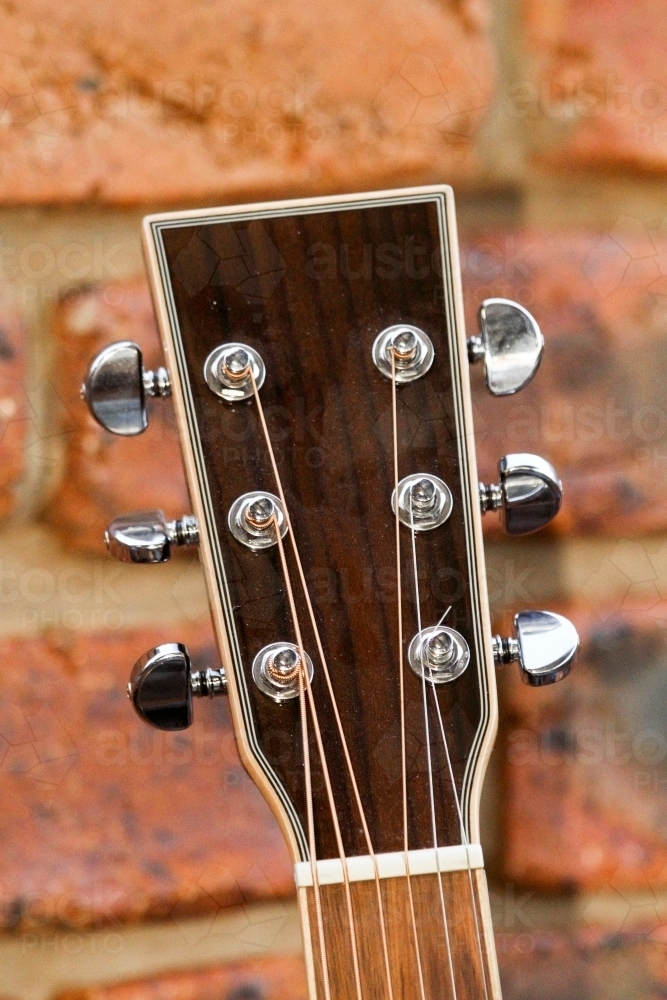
(479, 454, 562, 535)
(493, 611, 578, 686)
(128, 643, 227, 730)
(105, 510, 199, 563)
(468, 299, 544, 396)
(81, 340, 171, 436)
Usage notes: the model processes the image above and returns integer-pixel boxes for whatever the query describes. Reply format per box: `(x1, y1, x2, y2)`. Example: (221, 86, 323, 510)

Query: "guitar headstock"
(83, 187, 577, 867)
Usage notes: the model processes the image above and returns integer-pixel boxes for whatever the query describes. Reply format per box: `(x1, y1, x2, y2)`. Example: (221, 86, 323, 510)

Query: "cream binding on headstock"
(82, 187, 578, 1000)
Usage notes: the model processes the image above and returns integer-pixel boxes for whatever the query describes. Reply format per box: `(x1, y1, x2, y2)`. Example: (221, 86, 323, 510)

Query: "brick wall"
(3, 1, 667, 998)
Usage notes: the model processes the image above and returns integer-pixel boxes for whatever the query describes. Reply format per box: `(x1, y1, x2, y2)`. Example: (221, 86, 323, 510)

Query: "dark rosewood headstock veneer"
(83, 187, 578, 1000)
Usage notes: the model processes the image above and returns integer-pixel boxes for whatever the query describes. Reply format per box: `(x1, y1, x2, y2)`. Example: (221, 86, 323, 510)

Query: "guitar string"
(290, 604, 395, 1000)
(409, 524, 490, 1000)
(408, 499, 458, 1000)
(251, 388, 395, 997)
(430, 669, 490, 1000)
(250, 371, 364, 1000)
(270, 512, 330, 1000)
(391, 351, 427, 1000)
(271, 514, 363, 1000)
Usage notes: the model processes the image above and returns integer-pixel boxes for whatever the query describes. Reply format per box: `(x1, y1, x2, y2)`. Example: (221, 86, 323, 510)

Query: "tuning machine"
(128, 643, 227, 730)
(468, 299, 543, 396)
(105, 510, 199, 563)
(479, 454, 562, 535)
(81, 340, 171, 435)
(494, 611, 578, 686)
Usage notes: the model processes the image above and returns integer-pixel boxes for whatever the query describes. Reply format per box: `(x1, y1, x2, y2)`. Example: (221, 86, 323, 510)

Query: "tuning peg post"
(106, 510, 199, 563)
(128, 643, 226, 730)
(468, 298, 543, 396)
(493, 610, 578, 686)
(479, 454, 562, 535)
(81, 340, 171, 436)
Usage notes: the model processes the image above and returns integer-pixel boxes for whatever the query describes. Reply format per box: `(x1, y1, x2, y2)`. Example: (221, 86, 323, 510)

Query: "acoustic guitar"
(82, 186, 578, 1000)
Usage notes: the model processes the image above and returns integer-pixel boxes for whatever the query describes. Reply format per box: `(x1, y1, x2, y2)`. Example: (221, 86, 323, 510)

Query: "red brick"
(56, 956, 307, 1000)
(500, 598, 667, 891)
(498, 930, 667, 1000)
(0, 623, 292, 930)
(0, 299, 27, 520)
(0, 0, 494, 205)
(52, 932, 667, 1000)
(522, 0, 667, 173)
(462, 230, 667, 536)
(46, 279, 190, 554)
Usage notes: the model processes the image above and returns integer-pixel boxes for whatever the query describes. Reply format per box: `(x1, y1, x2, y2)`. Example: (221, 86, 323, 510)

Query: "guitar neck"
(297, 851, 501, 999)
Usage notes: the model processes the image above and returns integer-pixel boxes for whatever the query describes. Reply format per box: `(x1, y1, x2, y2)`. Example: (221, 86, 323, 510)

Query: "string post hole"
(245, 495, 275, 529)
(392, 473, 453, 531)
(410, 477, 438, 514)
(222, 347, 251, 381)
(204, 342, 265, 401)
(372, 324, 434, 382)
(228, 491, 287, 550)
(391, 328, 418, 363)
(253, 642, 314, 702)
(266, 647, 302, 686)
(408, 626, 470, 684)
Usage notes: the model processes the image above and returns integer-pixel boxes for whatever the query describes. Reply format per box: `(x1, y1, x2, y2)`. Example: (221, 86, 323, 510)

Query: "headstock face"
(143, 188, 495, 862)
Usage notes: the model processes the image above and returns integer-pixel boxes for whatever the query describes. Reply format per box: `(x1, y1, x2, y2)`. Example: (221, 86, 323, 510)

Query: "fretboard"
(296, 848, 502, 1000)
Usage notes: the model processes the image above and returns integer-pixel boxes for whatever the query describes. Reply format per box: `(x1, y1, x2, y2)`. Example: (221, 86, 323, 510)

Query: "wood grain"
(143, 189, 501, 999)
(144, 189, 496, 863)
(303, 870, 501, 1000)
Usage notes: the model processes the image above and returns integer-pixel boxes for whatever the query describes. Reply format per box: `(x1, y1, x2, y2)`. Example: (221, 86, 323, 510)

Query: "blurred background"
(1, 1, 667, 998)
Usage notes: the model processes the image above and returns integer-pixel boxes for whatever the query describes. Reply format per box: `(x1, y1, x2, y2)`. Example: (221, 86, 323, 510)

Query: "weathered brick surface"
(523, 0, 667, 174)
(56, 956, 307, 1000)
(46, 279, 190, 554)
(0, 622, 292, 929)
(463, 230, 667, 536)
(0, 0, 494, 205)
(500, 598, 667, 891)
(51, 932, 667, 1000)
(0, 299, 26, 520)
(498, 930, 667, 1000)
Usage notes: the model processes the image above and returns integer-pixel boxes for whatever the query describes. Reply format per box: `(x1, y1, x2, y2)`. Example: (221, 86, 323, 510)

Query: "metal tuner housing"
(106, 510, 199, 563)
(81, 340, 171, 435)
(493, 611, 579, 686)
(479, 454, 562, 535)
(128, 643, 226, 730)
(468, 299, 544, 396)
